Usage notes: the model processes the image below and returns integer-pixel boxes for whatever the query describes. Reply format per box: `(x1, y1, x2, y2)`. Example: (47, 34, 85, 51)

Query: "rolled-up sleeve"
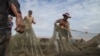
(9, 0, 21, 16)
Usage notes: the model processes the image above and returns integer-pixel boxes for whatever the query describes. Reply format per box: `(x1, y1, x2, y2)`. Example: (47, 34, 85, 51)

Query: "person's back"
(0, 0, 9, 28)
(0, 1, 11, 56)
(0, 0, 9, 12)
(0, 0, 20, 28)
(0, 0, 25, 56)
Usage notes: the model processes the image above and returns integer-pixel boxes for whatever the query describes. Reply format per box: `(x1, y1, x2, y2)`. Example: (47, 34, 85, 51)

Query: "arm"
(32, 17, 36, 24)
(55, 19, 66, 29)
(10, 3, 25, 33)
(23, 16, 27, 21)
(54, 19, 60, 26)
(10, 3, 22, 19)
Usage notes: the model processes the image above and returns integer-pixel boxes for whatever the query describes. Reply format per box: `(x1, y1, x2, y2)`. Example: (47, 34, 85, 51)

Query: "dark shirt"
(0, 0, 21, 29)
(8, 0, 21, 16)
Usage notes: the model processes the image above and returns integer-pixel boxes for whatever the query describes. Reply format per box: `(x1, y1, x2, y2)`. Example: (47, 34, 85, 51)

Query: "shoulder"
(31, 16, 34, 19)
(8, 0, 21, 16)
(59, 18, 63, 20)
(24, 16, 28, 18)
(56, 18, 62, 22)
(9, 0, 19, 4)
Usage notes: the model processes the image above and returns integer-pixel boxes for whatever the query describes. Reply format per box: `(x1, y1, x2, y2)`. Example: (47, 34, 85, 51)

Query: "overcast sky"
(12, 0, 100, 39)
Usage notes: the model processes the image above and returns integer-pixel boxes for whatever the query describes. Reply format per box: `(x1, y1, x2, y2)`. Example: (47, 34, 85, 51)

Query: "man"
(8, 16, 13, 31)
(0, 0, 25, 56)
(54, 13, 73, 52)
(24, 10, 36, 29)
(23, 10, 37, 56)
(54, 13, 72, 41)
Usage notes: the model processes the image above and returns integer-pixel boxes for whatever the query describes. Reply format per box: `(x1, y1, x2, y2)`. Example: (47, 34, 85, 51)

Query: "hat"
(63, 13, 71, 18)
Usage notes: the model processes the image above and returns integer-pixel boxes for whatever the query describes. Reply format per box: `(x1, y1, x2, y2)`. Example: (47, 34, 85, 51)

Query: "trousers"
(0, 29, 11, 56)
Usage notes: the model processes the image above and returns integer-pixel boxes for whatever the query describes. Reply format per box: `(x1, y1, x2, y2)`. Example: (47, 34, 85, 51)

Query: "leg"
(0, 30, 11, 56)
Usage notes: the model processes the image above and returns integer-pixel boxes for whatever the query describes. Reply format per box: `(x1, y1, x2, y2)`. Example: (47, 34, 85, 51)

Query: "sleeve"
(8, 0, 21, 16)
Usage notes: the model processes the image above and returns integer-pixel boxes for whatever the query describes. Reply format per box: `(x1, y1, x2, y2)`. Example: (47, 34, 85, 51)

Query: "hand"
(61, 26, 64, 29)
(15, 18, 25, 33)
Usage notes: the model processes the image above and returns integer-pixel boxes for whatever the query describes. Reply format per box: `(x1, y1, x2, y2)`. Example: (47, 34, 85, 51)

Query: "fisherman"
(0, 0, 25, 56)
(23, 10, 43, 56)
(24, 10, 36, 30)
(54, 13, 72, 41)
(8, 16, 13, 31)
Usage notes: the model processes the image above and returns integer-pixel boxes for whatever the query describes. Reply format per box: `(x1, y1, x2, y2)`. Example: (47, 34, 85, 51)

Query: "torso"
(27, 16, 33, 23)
(24, 16, 33, 29)
(57, 19, 70, 30)
(59, 19, 69, 27)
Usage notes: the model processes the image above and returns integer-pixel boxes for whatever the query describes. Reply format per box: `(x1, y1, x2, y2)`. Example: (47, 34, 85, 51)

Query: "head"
(62, 13, 71, 19)
(28, 10, 32, 16)
(8, 16, 13, 22)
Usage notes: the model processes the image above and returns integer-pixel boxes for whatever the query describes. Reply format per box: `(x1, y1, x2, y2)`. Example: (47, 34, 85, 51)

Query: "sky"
(12, 0, 100, 39)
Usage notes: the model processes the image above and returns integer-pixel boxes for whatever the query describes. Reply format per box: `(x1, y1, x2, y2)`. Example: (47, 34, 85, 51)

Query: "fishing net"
(8, 18, 44, 56)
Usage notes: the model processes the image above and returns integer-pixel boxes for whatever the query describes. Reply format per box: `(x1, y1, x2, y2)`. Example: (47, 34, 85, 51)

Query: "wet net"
(8, 18, 44, 56)
(7, 23, 99, 56)
(44, 26, 99, 56)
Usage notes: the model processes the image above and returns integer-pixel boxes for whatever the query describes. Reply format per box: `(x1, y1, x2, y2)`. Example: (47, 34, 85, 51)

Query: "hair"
(28, 10, 32, 13)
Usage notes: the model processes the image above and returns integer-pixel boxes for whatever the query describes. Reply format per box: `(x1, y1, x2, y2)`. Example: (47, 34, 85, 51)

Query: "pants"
(0, 29, 11, 56)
